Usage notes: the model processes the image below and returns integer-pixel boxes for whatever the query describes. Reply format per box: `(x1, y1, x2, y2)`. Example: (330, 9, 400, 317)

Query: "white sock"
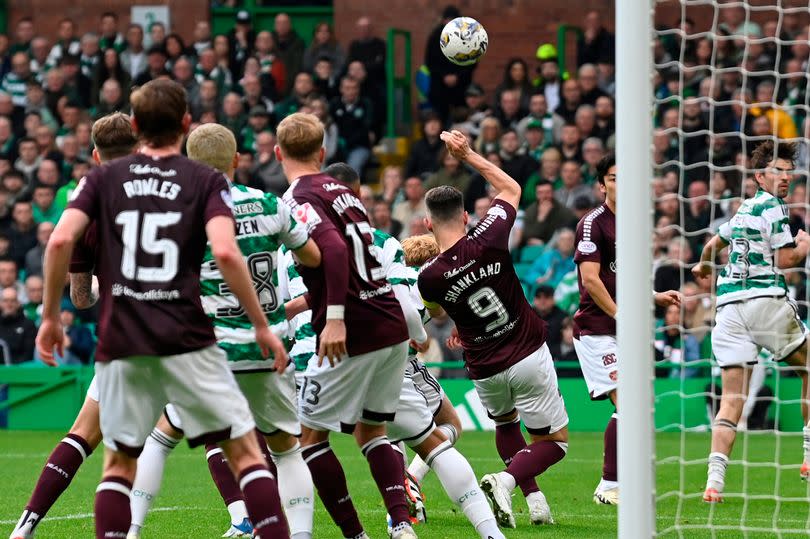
(272, 442, 314, 538)
(707, 451, 729, 491)
(803, 424, 810, 463)
(394, 441, 409, 468)
(407, 454, 432, 483)
(408, 423, 458, 482)
(226, 500, 248, 526)
(129, 428, 180, 531)
(437, 423, 459, 444)
(427, 443, 504, 539)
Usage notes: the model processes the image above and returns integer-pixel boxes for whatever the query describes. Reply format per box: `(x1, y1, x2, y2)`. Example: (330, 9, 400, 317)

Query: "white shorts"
(387, 376, 435, 447)
(573, 334, 618, 400)
(86, 375, 99, 402)
(298, 341, 409, 433)
(713, 296, 808, 368)
(472, 344, 568, 435)
(95, 345, 255, 456)
(235, 368, 301, 437)
(407, 358, 445, 416)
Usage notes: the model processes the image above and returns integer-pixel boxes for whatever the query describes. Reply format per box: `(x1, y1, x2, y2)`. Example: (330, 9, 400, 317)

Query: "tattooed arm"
(69, 272, 98, 309)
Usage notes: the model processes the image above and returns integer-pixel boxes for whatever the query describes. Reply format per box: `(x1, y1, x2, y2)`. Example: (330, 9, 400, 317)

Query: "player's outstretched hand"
(440, 130, 470, 161)
(319, 319, 347, 367)
(654, 290, 681, 307)
(36, 318, 63, 366)
(692, 261, 713, 279)
(256, 326, 288, 370)
(446, 325, 462, 350)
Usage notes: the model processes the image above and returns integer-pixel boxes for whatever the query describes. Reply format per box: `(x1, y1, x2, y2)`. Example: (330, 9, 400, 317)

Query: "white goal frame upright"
(616, 0, 656, 537)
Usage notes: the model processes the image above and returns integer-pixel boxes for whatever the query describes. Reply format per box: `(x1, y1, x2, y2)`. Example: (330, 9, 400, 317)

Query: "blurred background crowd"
(0, 2, 806, 380)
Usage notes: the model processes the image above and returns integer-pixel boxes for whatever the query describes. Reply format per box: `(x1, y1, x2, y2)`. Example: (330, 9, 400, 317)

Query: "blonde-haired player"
(128, 123, 321, 539)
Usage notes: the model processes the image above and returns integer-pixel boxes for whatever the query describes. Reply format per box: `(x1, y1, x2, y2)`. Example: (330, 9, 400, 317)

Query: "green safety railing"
(385, 28, 412, 138)
(210, 3, 333, 44)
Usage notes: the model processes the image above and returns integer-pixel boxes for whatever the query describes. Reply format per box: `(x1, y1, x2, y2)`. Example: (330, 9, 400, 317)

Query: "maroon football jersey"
(418, 200, 547, 380)
(67, 153, 234, 361)
(573, 203, 616, 337)
(283, 173, 407, 356)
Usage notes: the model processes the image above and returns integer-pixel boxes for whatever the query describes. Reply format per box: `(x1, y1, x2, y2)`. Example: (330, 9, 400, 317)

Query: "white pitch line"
(0, 506, 201, 525)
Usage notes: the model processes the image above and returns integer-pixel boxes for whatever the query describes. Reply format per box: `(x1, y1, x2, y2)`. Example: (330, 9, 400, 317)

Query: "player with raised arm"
(693, 140, 810, 502)
(418, 130, 568, 529)
(278, 113, 415, 539)
(9, 113, 139, 539)
(35, 80, 289, 539)
(127, 123, 322, 539)
(572, 153, 681, 505)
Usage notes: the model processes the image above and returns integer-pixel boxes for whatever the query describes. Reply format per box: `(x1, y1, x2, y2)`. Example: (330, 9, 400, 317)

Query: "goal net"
(646, 0, 810, 536)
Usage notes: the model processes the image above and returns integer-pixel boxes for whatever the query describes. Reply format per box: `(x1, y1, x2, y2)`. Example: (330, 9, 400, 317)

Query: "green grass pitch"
(1, 430, 809, 538)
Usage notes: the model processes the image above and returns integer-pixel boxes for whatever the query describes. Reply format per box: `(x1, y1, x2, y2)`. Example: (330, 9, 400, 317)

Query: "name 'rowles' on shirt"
(418, 200, 547, 380)
(716, 188, 793, 306)
(66, 154, 234, 361)
(200, 185, 309, 371)
(283, 174, 408, 356)
(573, 203, 616, 338)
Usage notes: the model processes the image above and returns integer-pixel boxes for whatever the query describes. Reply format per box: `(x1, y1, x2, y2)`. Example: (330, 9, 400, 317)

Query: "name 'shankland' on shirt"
(444, 262, 502, 303)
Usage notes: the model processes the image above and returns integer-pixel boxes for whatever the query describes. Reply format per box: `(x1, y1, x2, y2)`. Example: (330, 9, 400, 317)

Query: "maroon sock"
(505, 440, 567, 485)
(237, 464, 289, 538)
(302, 441, 364, 538)
(254, 430, 277, 476)
(94, 476, 131, 539)
(26, 433, 93, 518)
(603, 414, 617, 482)
(362, 436, 409, 527)
(495, 421, 539, 496)
(205, 443, 243, 507)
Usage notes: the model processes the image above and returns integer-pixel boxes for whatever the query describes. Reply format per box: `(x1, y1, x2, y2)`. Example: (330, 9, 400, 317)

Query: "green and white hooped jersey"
(370, 229, 429, 359)
(277, 246, 316, 372)
(716, 188, 794, 307)
(200, 184, 309, 371)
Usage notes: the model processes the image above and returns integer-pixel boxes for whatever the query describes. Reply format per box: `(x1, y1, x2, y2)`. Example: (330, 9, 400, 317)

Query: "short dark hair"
(33, 184, 55, 194)
(325, 162, 360, 186)
(2, 170, 23, 182)
(534, 284, 555, 298)
(596, 153, 615, 185)
(750, 140, 797, 170)
(101, 11, 118, 21)
(425, 185, 464, 223)
(535, 178, 553, 189)
(129, 79, 187, 147)
(17, 137, 36, 147)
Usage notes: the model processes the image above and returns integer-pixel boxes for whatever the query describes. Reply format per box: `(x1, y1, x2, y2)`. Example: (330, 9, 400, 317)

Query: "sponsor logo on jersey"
(232, 201, 263, 215)
(578, 240, 597, 254)
(294, 202, 322, 230)
(443, 258, 477, 279)
(129, 164, 177, 177)
(487, 205, 508, 219)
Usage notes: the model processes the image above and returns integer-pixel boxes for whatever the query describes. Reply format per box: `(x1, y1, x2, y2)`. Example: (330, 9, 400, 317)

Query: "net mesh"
(652, 1, 810, 536)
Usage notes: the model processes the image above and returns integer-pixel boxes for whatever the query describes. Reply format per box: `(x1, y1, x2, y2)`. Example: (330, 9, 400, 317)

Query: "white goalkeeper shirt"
(716, 188, 794, 306)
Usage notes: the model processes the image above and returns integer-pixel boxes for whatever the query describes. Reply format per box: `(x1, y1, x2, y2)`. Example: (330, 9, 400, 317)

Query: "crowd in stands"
(0, 3, 806, 378)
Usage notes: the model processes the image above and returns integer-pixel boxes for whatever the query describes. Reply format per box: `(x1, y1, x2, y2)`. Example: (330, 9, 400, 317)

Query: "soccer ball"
(440, 17, 488, 66)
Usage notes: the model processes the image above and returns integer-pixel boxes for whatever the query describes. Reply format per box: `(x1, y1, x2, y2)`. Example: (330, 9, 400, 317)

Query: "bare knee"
(69, 398, 103, 450)
(154, 412, 183, 440)
(103, 448, 137, 482)
(220, 433, 266, 474)
(299, 426, 329, 448)
(354, 422, 386, 447)
(265, 431, 298, 453)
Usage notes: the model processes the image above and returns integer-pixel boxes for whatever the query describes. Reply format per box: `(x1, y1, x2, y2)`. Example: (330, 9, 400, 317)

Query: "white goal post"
(616, 0, 656, 537)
